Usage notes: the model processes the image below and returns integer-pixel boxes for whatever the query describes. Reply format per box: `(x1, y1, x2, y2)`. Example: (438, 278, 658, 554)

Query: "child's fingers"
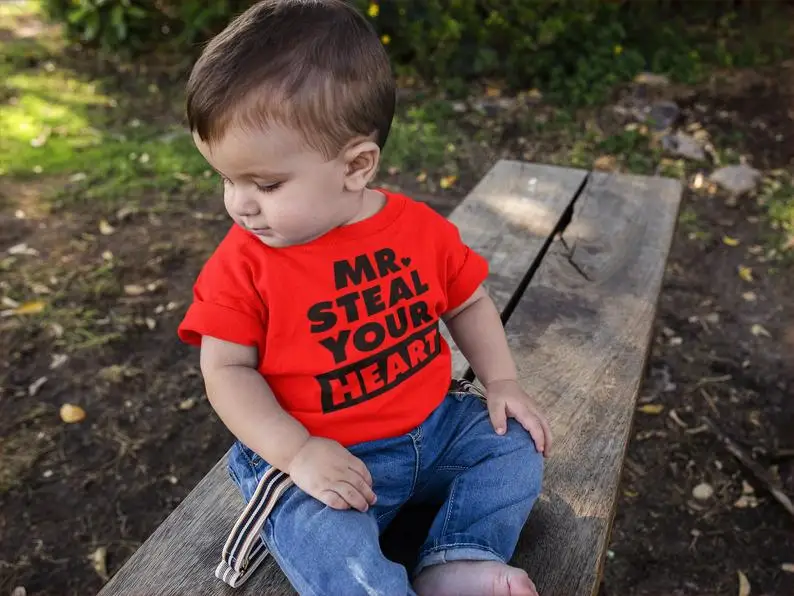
(487, 398, 508, 435)
(345, 469, 377, 505)
(347, 457, 373, 487)
(331, 481, 370, 512)
(317, 489, 351, 511)
(516, 409, 546, 455)
(537, 411, 553, 455)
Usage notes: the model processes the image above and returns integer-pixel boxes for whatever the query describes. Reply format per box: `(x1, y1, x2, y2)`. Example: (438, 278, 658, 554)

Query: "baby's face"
(194, 125, 358, 247)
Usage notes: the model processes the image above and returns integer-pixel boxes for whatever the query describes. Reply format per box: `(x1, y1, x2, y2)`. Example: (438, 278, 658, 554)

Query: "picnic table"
(98, 160, 682, 595)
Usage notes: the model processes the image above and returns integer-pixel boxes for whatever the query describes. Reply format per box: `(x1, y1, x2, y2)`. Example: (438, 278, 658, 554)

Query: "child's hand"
(484, 379, 552, 457)
(287, 437, 377, 512)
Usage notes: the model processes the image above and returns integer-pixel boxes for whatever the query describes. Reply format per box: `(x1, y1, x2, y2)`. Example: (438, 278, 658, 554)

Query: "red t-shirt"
(178, 190, 488, 446)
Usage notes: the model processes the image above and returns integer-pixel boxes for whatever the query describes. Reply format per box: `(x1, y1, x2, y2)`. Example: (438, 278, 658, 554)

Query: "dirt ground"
(2, 30, 793, 596)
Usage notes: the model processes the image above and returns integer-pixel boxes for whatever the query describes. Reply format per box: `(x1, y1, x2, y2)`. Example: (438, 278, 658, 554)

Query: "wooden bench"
(98, 160, 682, 596)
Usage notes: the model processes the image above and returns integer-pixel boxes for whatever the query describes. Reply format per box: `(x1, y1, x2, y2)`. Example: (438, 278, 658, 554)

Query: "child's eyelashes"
(256, 182, 282, 194)
(218, 176, 281, 194)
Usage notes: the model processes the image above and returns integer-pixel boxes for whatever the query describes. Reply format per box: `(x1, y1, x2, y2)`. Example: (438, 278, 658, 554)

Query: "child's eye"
(256, 182, 282, 194)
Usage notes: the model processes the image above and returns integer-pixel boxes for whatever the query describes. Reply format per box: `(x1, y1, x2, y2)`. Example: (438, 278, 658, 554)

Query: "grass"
(1, 4, 462, 209)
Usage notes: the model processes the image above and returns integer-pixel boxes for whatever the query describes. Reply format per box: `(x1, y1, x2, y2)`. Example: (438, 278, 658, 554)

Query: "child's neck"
(346, 187, 387, 226)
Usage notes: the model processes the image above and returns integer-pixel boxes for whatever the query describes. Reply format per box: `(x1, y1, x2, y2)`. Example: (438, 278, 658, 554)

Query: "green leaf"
(111, 4, 127, 40)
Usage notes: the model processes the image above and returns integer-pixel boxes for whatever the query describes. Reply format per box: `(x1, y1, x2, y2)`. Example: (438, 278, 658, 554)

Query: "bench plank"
(503, 172, 682, 595)
(98, 161, 585, 596)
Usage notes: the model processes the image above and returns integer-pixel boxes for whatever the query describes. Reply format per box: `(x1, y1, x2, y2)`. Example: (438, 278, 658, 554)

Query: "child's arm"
(443, 286, 553, 456)
(200, 336, 377, 511)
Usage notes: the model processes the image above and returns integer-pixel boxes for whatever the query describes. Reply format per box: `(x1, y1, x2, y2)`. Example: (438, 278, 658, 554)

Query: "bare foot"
(413, 560, 538, 596)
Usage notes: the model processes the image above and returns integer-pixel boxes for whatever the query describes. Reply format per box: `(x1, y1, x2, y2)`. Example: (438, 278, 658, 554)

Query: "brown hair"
(186, 0, 395, 158)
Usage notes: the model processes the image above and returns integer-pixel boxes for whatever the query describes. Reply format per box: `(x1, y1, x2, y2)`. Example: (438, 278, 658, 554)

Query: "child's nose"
(230, 190, 260, 216)
(237, 197, 260, 216)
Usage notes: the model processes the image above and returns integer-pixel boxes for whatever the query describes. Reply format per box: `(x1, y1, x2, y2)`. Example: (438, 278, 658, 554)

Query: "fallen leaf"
(594, 155, 617, 172)
(737, 266, 753, 282)
(29, 376, 47, 396)
(691, 172, 705, 189)
(623, 489, 638, 497)
(733, 494, 759, 509)
(102, 250, 114, 261)
(13, 300, 46, 315)
(8, 243, 39, 256)
(485, 85, 501, 97)
(692, 483, 714, 501)
(439, 175, 457, 189)
(99, 365, 126, 383)
(782, 236, 794, 252)
(742, 292, 757, 302)
(526, 88, 543, 100)
(639, 404, 664, 414)
(737, 571, 751, 596)
(781, 563, 794, 573)
(11, 587, 27, 596)
(50, 354, 68, 370)
(99, 220, 116, 236)
(633, 72, 670, 86)
(60, 404, 86, 423)
(416, 171, 427, 183)
(50, 322, 64, 338)
(145, 317, 157, 330)
(387, 166, 400, 176)
(29, 282, 52, 295)
(117, 206, 138, 220)
(750, 324, 771, 338)
(88, 546, 109, 580)
(2, 296, 20, 308)
(179, 398, 197, 411)
(722, 236, 740, 246)
(124, 284, 146, 296)
(69, 172, 87, 183)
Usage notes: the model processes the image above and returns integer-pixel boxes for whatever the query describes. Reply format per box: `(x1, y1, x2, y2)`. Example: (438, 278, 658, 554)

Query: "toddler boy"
(178, 1, 551, 594)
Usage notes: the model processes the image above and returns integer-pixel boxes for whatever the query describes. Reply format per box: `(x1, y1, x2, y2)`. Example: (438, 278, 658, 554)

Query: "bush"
(40, 0, 250, 51)
(41, 0, 790, 105)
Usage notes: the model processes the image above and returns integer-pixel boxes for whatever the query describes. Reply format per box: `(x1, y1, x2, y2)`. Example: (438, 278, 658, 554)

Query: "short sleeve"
(177, 228, 267, 352)
(436, 215, 489, 311)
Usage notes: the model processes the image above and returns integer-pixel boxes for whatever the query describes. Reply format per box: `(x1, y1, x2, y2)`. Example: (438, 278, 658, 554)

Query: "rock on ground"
(709, 164, 761, 195)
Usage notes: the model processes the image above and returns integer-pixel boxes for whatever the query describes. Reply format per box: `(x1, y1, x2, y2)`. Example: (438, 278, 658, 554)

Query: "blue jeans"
(228, 390, 544, 595)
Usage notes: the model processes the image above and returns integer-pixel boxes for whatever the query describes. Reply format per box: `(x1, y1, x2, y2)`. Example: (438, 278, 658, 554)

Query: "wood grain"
(97, 161, 584, 596)
(503, 171, 682, 595)
(443, 160, 588, 373)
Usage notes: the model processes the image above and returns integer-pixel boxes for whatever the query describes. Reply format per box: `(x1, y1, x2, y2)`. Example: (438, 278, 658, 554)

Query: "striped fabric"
(216, 466, 294, 587)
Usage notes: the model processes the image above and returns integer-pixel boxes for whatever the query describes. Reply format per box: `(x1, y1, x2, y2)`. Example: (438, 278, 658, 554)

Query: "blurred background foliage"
(40, 0, 792, 106)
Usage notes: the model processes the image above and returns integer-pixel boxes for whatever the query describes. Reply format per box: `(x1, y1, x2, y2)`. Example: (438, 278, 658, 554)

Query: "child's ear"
(342, 140, 380, 192)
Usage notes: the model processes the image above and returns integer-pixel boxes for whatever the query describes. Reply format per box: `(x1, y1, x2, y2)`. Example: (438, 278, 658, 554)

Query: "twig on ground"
(699, 388, 719, 415)
(688, 374, 732, 392)
(701, 415, 794, 518)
